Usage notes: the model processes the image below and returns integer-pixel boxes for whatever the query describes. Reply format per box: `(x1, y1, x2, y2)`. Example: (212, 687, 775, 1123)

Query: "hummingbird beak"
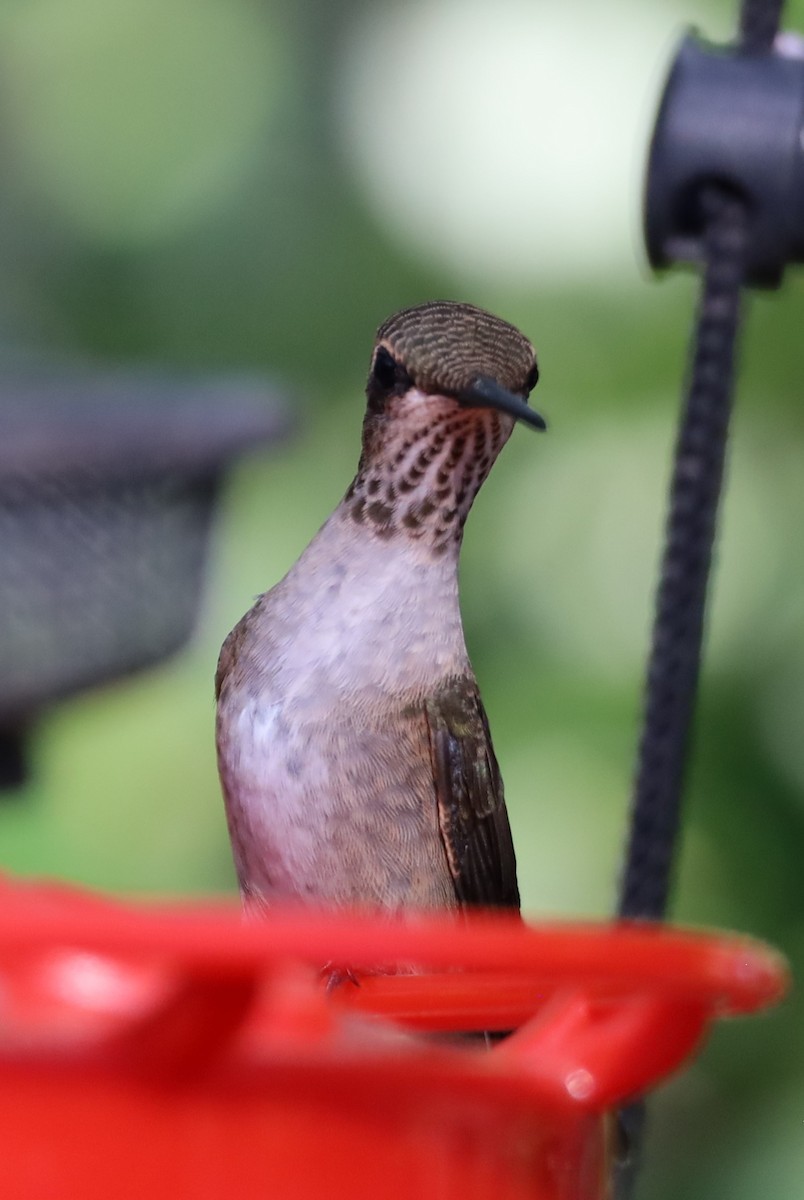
(458, 375, 547, 431)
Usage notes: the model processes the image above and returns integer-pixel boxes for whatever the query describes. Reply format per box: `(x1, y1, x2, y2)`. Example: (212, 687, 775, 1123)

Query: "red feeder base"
(0, 875, 788, 1200)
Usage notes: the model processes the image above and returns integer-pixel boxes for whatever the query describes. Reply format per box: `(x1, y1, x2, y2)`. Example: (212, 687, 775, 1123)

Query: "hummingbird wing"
(425, 678, 520, 911)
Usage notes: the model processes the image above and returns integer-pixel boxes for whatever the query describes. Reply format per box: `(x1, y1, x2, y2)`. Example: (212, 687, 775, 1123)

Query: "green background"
(1, 0, 803, 1194)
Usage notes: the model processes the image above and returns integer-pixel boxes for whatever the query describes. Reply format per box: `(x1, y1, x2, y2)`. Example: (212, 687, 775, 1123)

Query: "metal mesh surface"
(0, 471, 217, 717)
(0, 369, 290, 724)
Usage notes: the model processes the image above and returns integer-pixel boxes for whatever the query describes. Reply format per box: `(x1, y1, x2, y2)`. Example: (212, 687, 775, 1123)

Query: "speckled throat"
(344, 399, 509, 555)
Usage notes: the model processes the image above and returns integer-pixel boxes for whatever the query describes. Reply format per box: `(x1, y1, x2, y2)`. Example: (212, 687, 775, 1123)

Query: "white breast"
(216, 507, 471, 903)
(265, 509, 470, 700)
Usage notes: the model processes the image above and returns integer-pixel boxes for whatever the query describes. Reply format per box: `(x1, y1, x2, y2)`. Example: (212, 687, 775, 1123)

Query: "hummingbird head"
(347, 301, 544, 554)
(368, 300, 543, 432)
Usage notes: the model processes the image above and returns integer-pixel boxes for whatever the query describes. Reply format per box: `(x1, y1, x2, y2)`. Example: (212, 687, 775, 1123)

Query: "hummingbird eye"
(372, 346, 400, 390)
(367, 345, 411, 412)
(525, 362, 539, 394)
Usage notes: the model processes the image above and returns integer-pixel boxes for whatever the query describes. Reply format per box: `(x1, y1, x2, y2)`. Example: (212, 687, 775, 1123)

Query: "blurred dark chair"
(0, 366, 291, 788)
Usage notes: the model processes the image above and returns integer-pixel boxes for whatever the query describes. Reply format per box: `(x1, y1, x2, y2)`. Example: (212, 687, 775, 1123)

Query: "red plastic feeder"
(0, 875, 787, 1200)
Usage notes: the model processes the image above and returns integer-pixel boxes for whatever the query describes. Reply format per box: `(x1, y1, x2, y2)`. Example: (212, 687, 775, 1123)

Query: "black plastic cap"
(645, 32, 804, 288)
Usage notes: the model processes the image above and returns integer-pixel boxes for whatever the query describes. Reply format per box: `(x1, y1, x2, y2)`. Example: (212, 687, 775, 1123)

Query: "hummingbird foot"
(320, 963, 362, 994)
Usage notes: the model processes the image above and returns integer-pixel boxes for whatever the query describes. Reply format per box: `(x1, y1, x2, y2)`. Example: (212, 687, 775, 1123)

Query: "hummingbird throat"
(345, 400, 509, 556)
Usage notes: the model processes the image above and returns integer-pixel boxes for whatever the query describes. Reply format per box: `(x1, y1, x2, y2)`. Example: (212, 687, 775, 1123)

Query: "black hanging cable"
(739, 0, 785, 50)
(617, 186, 748, 922)
(612, 185, 749, 1200)
(613, 1, 788, 1195)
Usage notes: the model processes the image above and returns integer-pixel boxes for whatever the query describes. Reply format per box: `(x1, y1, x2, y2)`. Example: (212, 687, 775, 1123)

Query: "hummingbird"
(215, 301, 544, 919)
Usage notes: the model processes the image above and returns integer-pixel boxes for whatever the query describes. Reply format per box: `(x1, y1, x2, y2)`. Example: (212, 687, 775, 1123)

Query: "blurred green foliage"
(1, 0, 803, 1196)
